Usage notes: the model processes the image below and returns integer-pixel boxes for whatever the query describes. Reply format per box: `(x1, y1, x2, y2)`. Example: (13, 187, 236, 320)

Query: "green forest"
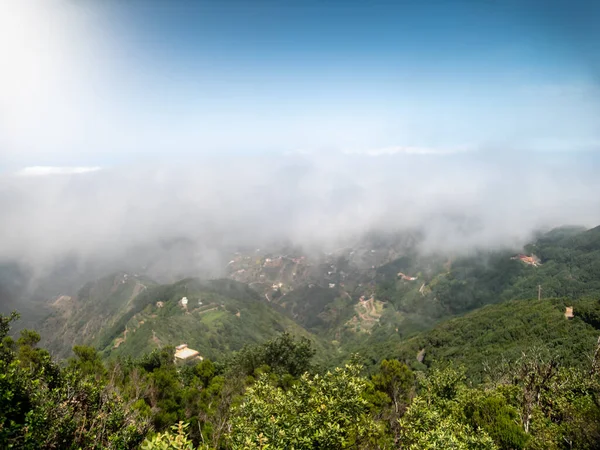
(2, 306, 600, 449)
(3, 226, 600, 449)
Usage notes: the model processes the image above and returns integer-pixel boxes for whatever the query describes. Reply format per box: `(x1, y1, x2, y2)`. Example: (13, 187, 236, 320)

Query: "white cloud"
(15, 166, 102, 177)
(343, 146, 472, 156)
(1, 152, 599, 272)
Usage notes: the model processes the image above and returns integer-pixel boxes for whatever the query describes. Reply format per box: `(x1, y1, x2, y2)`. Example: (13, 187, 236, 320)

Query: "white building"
(174, 344, 202, 361)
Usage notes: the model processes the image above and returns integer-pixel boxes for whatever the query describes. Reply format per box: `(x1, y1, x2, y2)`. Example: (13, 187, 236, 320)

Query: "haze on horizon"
(1, 0, 600, 274)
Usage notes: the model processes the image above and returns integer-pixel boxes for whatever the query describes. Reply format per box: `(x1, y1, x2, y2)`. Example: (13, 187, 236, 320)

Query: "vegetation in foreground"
(2, 310, 600, 449)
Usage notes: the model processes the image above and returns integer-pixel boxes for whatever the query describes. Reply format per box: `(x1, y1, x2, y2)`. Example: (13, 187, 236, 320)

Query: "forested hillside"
(40, 275, 331, 363)
(29, 225, 600, 367)
(335, 226, 600, 365)
(2, 312, 600, 449)
(39, 272, 156, 358)
(352, 297, 600, 378)
(237, 226, 600, 360)
(3, 225, 600, 448)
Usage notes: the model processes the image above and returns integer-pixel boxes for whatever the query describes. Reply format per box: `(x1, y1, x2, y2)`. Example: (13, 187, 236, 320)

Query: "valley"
(3, 225, 600, 449)
(16, 224, 599, 371)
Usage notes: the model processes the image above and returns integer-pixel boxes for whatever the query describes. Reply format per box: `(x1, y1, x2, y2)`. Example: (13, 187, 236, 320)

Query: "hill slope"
(35, 225, 600, 365)
(223, 226, 600, 350)
(39, 272, 156, 358)
(352, 297, 600, 379)
(41, 275, 329, 362)
(330, 225, 600, 359)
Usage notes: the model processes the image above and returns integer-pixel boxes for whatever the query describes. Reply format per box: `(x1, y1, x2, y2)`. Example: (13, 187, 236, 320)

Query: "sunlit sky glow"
(1, 0, 599, 170)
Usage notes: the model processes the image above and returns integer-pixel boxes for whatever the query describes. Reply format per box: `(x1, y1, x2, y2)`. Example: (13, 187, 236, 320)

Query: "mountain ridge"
(31, 224, 600, 366)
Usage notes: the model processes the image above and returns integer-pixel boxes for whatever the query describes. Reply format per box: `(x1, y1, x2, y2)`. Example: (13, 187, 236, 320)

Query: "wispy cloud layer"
(16, 167, 102, 177)
(343, 146, 471, 156)
(1, 151, 599, 277)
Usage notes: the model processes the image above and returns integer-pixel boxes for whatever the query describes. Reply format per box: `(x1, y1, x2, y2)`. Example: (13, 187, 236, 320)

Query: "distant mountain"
(0, 238, 234, 332)
(39, 272, 156, 358)
(31, 225, 600, 366)
(0, 263, 30, 316)
(0, 259, 107, 331)
(335, 225, 600, 365)
(223, 231, 423, 338)
(40, 274, 328, 362)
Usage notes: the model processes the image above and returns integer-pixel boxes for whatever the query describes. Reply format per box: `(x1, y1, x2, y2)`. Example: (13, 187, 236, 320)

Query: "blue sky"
(1, 0, 599, 168)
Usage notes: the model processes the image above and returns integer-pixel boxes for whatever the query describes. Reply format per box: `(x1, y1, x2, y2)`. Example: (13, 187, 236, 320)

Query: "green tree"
(228, 364, 382, 449)
(68, 345, 106, 379)
(194, 359, 216, 387)
(0, 313, 149, 449)
(398, 365, 498, 449)
(461, 390, 529, 449)
(262, 332, 316, 377)
(230, 332, 316, 378)
(141, 422, 196, 450)
(398, 396, 497, 449)
(372, 359, 414, 414)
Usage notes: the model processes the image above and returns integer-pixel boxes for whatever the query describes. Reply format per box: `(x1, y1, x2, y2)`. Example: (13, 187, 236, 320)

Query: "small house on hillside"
(264, 257, 283, 268)
(397, 272, 418, 281)
(174, 344, 202, 362)
(511, 254, 541, 267)
(565, 307, 574, 319)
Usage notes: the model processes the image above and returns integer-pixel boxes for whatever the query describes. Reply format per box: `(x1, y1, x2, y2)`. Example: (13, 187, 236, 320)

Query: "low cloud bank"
(1, 150, 599, 280)
(15, 167, 102, 177)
